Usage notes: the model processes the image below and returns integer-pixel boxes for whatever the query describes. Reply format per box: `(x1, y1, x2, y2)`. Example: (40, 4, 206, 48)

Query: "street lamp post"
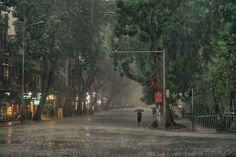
(191, 88, 194, 130)
(114, 50, 166, 129)
(21, 20, 44, 113)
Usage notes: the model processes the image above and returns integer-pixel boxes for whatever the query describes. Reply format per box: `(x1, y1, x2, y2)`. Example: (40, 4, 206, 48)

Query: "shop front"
(29, 92, 41, 118)
(0, 102, 20, 121)
(44, 94, 57, 118)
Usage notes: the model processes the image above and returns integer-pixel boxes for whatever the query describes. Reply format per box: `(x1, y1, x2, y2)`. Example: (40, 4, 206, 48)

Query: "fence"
(194, 114, 236, 132)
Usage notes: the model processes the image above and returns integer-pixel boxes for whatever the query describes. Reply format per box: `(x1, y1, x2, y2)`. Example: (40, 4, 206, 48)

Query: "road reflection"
(47, 141, 55, 149)
(7, 127, 12, 144)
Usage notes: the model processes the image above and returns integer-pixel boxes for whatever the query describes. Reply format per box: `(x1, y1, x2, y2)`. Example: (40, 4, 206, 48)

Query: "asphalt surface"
(0, 108, 236, 157)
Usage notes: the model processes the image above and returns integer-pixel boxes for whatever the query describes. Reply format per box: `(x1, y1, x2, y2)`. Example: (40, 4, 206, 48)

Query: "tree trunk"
(165, 103, 186, 128)
(153, 36, 178, 128)
(203, 96, 210, 114)
(211, 84, 221, 115)
(63, 97, 73, 117)
(165, 103, 175, 126)
(89, 93, 98, 114)
(33, 61, 54, 121)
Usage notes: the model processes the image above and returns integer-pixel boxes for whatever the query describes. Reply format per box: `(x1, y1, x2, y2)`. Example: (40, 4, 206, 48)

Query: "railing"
(194, 115, 219, 129)
(194, 114, 236, 132)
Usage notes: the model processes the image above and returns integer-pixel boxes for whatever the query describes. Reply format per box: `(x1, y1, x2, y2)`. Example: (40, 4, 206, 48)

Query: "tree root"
(166, 122, 187, 129)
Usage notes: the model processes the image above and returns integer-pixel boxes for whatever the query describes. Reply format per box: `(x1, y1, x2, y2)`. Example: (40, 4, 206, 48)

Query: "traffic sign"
(155, 92, 162, 103)
(23, 92, 32, 99)
(151, 79, 158, 89)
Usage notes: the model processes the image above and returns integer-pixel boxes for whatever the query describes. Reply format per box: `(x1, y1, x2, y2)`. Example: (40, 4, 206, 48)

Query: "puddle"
(42, 140, 62, 149)
(47, 141, 56, 149)
(0, 139, 21, 144)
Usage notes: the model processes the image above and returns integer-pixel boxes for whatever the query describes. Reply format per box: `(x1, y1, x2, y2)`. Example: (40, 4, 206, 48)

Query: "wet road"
(0, 108, 236, 157)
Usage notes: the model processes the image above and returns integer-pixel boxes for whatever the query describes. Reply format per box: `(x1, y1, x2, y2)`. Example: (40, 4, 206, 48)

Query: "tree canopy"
(6, 0, 236, 121)
(113, 0, 236, 116)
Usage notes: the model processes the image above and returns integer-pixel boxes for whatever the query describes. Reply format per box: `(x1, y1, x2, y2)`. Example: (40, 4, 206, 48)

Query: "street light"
(113, 50, 166, 129)
(21, 20, 44, 113)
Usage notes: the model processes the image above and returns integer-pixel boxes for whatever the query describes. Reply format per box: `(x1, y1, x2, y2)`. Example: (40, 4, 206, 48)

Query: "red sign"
(151, 79, 158, 89)
(155, 92, 162, 103)
(24, 83, 29, 92)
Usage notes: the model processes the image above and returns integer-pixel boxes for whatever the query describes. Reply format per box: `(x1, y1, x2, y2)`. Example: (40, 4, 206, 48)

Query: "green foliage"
(8, 0, 236, 115)
(114, 0, 236, 113)
(114, 0, 205, 104)
(194, 0, 236, 114)
(13, 0, 112, 117)
(0, 0, 16, 12)
(225, 152, 236, 157)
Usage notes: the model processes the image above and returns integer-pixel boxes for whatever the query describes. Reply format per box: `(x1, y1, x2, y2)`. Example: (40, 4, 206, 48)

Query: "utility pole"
(21, 20, 25, 114)
(191, 88, 194, 130)
(114, 50, 166, 129)
(163, 50, 166, 129)
(21, 20, 45, 114)
(233, 95, 235, 131)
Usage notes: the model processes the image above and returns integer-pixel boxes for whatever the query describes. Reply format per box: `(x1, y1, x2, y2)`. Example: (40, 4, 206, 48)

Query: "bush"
(225, 153, 236, 157)
(225, 149, 236, 157)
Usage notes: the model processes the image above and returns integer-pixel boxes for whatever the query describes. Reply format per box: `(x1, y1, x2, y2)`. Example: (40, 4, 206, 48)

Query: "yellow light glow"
(7, 106, 12, 116)
(5, 92, 10, 96)
(46, 94, 56, 100)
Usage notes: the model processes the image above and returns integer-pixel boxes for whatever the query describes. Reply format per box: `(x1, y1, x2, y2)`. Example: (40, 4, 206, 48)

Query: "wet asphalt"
(0, 108, 235, 157)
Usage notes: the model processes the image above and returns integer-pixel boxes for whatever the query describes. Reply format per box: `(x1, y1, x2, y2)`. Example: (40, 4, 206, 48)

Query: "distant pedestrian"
(13, 112, 17, 120)
(50, 108, 55, 118)
(151, 105, 157, 117)
(135, 106, 144, 125)
(19, 112, 24, 124)
(150, 107, 161, 128)
(156, 109, 161, 127)
(28, 111, 32, 120)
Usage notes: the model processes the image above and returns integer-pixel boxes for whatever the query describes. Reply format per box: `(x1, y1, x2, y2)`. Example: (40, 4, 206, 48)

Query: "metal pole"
(191, 88, 194, 130)
(116, 50, 164, 53)
(114, 49, 166, 128)
(233, 99, 235, 131)
(21, 21, 25, 113)
(163, 50, 166, 129)
(21, 20, 44, 115)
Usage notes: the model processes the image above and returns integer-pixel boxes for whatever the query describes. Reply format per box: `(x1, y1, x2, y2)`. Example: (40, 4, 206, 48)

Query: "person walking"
(50, 108, 55, 118)
(19, 112, 24, 124)
(151, 105, 157, 117)
(150, 106, 161, 128)
(135, 106, 144, 125)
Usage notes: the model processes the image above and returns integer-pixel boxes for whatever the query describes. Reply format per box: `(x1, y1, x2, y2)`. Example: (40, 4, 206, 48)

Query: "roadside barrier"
(194, 114, 236, 132)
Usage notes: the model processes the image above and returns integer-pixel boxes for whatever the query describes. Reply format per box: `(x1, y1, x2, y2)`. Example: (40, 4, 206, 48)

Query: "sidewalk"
(0, 116, 58, 127)
(175, 118, 217, 134)
(0, 120, 36, 127)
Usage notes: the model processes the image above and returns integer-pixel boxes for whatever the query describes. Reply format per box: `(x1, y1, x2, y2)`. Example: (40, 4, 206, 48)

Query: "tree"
(114, 0, 194, 127)
(14, 0, 112, 119)
(14, 0, 65, 121)
(113, 0, 236, 126)
(56, 0, 111, 115)
(194, 0, 236, 115)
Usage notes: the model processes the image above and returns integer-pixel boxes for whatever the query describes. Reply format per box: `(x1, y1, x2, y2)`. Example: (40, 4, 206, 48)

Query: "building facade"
(0, 8, 20, 120)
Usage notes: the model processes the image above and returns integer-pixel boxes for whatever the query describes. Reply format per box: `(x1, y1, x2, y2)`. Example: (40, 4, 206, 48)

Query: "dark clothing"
(152, 108, 157, 117)
(135, 108, 144, 125)
(137, 112, 142, 123)
(50, 109, 55, 118)
(150, 119, 158, 128)
(19, 114, 23, 123)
